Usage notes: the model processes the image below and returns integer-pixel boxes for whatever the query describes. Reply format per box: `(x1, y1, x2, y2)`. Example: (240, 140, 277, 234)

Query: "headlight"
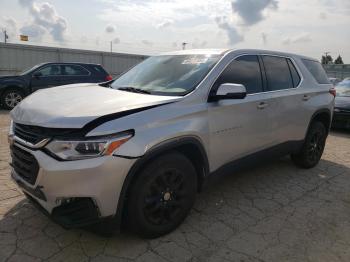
(45, 131, 133, 160)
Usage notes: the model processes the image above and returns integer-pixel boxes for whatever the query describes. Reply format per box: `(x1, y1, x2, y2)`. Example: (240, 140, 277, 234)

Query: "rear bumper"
(10, 142, 136, 228)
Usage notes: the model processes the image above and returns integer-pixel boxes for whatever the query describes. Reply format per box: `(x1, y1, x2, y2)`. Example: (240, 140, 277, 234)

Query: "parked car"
(329, 77, 341, 85)
(0, 62, 112, 110)
(332, 80, 350, 129)
(9, 49, 334, 238)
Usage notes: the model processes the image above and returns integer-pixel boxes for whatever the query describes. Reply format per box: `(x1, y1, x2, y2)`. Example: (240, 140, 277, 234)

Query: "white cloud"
(0, 17, 18, 41)
(261, 32, 267, 45)
(319, 12, 327, 19)
(192, 38, 208, 49)
(231, 0, 278, 26)
(156, 18, 174, 29)
(282, 33, 312, 45)
(18, 0, 68, 41)
(215, 16, 243, 45)
(112, 37, 120, 44)
(105, 24, 115, 33)
(20, 24, 46, 39)
(142, 40, 153, 46)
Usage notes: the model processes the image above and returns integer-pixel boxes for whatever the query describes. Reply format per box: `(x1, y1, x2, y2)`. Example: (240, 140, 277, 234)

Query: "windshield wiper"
(118, 87, 151, 94)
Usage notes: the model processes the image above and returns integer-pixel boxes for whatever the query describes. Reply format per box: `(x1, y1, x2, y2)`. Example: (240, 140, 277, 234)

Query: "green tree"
(321, 55, 333, 64)
(334, 55, 344, 64)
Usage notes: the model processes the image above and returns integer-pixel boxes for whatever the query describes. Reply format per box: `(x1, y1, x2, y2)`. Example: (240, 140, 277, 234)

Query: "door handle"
(303, 95, 311, 101)
(257, 102, 269, 109)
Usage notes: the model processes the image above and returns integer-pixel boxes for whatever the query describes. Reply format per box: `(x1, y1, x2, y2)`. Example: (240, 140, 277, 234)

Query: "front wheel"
(127, 152, 197, 238)
(1, 89, 24, 110)
(291, 121, 327, 169)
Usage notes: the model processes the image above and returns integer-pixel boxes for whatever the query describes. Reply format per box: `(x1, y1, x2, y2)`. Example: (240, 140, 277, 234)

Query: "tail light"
(329, 87, 336, 97)
(105, 75, 113, 81)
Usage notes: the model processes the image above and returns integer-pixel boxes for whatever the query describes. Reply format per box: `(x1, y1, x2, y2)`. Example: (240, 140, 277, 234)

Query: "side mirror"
(32, 72, 42, 78)
(212, 83, 247, 101)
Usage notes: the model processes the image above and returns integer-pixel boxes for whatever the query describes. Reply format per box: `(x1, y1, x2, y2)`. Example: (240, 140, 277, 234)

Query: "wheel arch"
(0, 85, 28, 97)
(114, 136, 209, 228)
(308, 108, 332, 134)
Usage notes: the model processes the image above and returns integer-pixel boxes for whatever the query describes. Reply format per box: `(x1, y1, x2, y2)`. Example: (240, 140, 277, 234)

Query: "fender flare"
(113, 136, 209, 228)
(307, 108, 332, 135)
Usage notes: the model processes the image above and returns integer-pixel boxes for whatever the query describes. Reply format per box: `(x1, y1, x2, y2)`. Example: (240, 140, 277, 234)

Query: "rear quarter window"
(91, 65, 108, 75)
(302, 59, 330, 84)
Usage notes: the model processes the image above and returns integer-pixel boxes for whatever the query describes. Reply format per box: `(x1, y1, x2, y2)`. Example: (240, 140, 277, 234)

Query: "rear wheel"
(1, 89, 24, 110)
(291, 121, 327, 168)
(127, 152, 197, 238)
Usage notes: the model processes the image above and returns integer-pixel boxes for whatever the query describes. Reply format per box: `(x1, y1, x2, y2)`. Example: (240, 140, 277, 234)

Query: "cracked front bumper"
(10, 142, 136, 227)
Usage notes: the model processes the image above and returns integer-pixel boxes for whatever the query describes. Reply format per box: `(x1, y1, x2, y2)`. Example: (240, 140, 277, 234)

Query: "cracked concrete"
(1, 110, 350, 262)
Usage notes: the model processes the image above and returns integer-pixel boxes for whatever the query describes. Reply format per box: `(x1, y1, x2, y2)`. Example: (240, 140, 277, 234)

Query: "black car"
(0, 62, 113, 109)
(332, 80, 350, 129)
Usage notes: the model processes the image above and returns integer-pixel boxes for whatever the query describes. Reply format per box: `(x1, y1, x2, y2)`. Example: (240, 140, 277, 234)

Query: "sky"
(0, 0, 349, 62)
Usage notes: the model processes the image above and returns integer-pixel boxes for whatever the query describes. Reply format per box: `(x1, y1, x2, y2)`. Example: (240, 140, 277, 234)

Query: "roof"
(42, 62, 102, 66)
(158, 48, 317, 61)
(159, 49, 227, 56)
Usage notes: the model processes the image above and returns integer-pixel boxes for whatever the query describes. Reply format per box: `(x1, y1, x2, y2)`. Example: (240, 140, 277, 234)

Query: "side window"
(287, 59, 301, 87)
(301, 59, 330, 84)
(262, 56, 293, 91)
(215, 55, 263, 94)
(63, 65, 90, 76)
(36, 65, 62, 76)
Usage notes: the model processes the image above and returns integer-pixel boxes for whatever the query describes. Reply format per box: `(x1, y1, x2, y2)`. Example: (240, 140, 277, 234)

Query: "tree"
(334, 55, 344, 64)
(321, 55, 333, 64)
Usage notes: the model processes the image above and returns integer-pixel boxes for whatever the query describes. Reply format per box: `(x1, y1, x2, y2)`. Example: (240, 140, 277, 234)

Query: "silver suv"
(9, 49, 335, 238)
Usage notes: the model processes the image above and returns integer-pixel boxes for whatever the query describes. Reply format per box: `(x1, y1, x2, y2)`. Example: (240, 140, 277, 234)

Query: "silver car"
(9, 49, 334, 238)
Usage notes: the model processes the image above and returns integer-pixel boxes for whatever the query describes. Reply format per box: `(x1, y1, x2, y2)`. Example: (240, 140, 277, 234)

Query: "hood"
(335, 96, 350, 109)
(0, 75, 22, 81)
(11, 83, 181, 128)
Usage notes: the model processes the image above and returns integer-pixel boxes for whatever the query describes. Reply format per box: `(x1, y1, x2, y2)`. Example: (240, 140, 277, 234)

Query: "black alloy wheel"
(127, 152, 197, 238)
(292, 121, 327, 168)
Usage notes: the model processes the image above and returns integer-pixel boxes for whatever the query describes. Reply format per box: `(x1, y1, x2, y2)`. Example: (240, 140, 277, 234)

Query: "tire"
(291, 121, 327, 169)
(1, 88, 24, 110)
(127, 152, 197, 238)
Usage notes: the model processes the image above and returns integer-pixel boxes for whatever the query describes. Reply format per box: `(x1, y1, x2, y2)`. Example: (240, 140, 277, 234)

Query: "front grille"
(14, 123, 48, 144)
(14, 123, 83, 144)
(11, 145, 39, 185)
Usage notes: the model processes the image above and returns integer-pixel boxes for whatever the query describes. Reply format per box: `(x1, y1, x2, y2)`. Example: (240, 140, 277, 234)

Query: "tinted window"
(262, 56, 293, 91)
(287, 59, 301, 87)
(63, 65, 89, 76)
(215, 55, 263, 94)
(36, 65, 61, 76)
(302, 59, 330, 84)
(92, 65, 106, 74)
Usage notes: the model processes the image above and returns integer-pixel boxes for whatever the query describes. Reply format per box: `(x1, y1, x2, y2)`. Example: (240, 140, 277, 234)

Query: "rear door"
(208, 55, 274, 170)
(30, 64, 63, 91)
(259, 55, 305, 143)
(60, 64, 91, 85)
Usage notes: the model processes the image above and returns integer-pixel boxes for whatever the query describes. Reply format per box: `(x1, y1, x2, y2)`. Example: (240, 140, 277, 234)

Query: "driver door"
(208, 55, 275, 170)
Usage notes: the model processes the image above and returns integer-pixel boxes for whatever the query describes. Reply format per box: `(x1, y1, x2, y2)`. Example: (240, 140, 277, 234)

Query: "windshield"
(111, 54, 220, 96)
(20, 64, 43, 75)
(336, 80, 350, 97)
